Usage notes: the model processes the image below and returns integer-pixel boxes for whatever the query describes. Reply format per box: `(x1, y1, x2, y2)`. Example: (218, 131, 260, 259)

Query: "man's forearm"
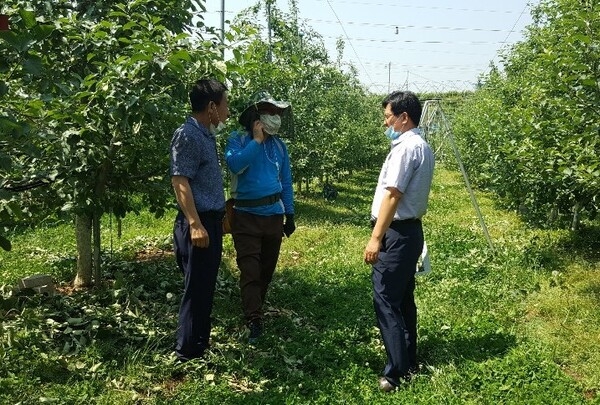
(172, 176, 201, 226)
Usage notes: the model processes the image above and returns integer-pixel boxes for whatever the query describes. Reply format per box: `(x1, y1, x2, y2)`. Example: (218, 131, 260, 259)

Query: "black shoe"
(247, 320, 263, 344)
(378, 377, 397, 392)
(174, 348, 206, 363)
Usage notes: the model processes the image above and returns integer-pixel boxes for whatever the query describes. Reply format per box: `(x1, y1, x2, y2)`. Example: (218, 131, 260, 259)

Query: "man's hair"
(189, 79, 228, 112)
(381, 91, 422, 126)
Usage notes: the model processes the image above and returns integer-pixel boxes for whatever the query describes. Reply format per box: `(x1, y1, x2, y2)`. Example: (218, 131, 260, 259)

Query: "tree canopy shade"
(0, 0, 223, 283)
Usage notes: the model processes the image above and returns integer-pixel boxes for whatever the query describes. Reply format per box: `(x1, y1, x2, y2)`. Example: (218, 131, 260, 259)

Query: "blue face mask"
(384, 125, 402, 140)
(384, 113, 404, 140)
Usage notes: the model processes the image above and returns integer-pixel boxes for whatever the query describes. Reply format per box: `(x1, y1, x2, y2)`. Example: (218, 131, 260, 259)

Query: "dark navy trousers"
(173, 211, 223, 361)
(372, 219, 423, 386)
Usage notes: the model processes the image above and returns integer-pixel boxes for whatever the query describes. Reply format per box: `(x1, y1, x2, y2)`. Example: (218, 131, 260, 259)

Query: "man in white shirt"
(364, 90, 434, 392)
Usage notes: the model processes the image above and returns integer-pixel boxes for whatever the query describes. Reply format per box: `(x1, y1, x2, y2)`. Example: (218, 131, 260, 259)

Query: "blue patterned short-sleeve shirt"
(170, 117, 225, 213)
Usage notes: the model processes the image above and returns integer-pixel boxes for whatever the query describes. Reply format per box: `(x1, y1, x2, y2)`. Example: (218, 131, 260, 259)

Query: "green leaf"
(114, 55, 129, 65)
(93, 30, 109, 40)
(32, 24, 55, 41)
(167, 59, 184, 75)
(130, 53, 152, 63)
(23, 54, 43, 76)
(126, 96, 139, 109)
(143, 103, 158, 115)
(123, 21, 137, 31)
(0, 31, 34, 52)
(0, 116, 23, 132)
(108, 11, 128, 18)
(572, 34, 591, 44)
(18, 9, 36, 29)
(581, 78, 597, 87)
(169, 50, 191, 62)
(67, 318, 84, 325)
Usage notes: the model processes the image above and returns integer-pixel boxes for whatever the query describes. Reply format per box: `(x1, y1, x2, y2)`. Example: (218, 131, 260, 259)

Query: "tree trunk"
(89, 136, 118, 286)
(571, 201, 580, 231)
(93, 212, 101, 285)
(74, 213, 93, 287)
(548, 205, 558, 223)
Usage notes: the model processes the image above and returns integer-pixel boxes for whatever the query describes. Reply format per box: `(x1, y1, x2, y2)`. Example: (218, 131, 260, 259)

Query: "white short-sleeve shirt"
(370, 128, 435, 221)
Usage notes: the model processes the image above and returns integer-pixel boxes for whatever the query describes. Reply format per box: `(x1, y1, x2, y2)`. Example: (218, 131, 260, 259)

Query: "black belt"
(370, 218, 420, 228)
(176, 210, 225, 221)
(199, 210, 226, 220)
(235, 192, 281, 208)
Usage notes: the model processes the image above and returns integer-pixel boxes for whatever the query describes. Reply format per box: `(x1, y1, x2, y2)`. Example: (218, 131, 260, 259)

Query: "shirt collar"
(390, 127, 421, 146)
(188, 116, 214, 138)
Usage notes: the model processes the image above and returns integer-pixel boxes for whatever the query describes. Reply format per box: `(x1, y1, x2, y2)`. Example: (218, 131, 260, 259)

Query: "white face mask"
(209, 102, 225, 135)
(209, 121, 226, 135)
(260, 114, 282, 135)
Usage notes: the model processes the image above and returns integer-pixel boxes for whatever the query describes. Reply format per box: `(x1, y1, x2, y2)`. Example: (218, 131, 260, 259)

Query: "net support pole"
(422, 100, 494, 252)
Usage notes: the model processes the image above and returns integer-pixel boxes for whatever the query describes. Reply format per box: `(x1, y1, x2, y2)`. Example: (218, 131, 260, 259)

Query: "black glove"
(283, 214, 296, 237)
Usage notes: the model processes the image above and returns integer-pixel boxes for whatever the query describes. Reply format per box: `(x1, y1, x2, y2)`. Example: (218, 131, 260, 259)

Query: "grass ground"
(1, 165, 599, 404)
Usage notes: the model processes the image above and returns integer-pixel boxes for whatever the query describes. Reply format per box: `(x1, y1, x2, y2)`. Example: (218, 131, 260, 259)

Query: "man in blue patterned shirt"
(170, 78, 229, 362)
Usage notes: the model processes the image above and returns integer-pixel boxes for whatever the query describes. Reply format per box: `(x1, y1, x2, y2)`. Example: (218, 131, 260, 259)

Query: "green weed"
(0, 166, 598, 403)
